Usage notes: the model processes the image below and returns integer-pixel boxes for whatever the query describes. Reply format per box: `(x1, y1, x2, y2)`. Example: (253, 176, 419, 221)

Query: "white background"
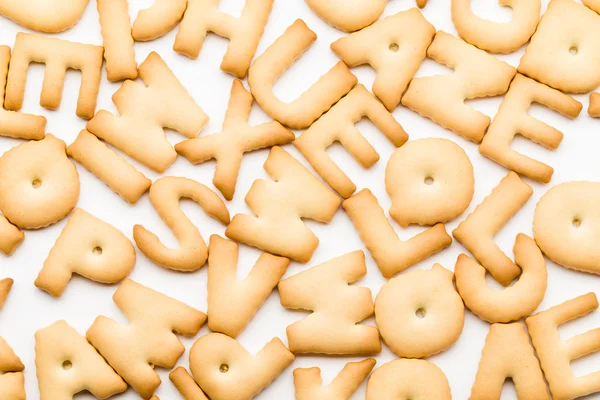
(1, 0, 600, 399)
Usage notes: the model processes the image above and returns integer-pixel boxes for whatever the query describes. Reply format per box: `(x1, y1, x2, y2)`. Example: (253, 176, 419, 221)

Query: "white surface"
(1, 0, 600, 399)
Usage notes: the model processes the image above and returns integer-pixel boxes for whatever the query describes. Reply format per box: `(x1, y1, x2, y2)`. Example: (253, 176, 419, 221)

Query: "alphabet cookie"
(132, 0, 187, 41)
(35, 208, 136, 297)
(87, 52, 209, 173)
(343, 189, 452, 278)
(590, 93, 600, 118)
(479, 74, 582, 183)
(0, 337, 25, 400)
(5, 33, 103, 119)
(86, 279, 207, 398)
(386, 138, 474, 228)
(134, 177, 230, 272)
(304, 0, 387, 32)
(0, 216, 23, 255)
(452, 0, 540, 53)
(248, 19, 357, 129)
(0, 0, 88, 32)
(226, 147, 341, 263)
(35, 320, 127, 400)
(402, 31, 516, 143)
(330, 9, 435, 110)
(189, 333, 295, 400)
(0, 278, 12, 310)
(175, 80, 294, 200)
(526, 293, 600, 399)
(295, 84, 408, 198)
(294, 359, 376, 400)
(207, 235, 289, 337)
(278, 251, 381, 355)
(453, 171, 532, 286)
(0, 134, 79, 229)
(97, 0, 137, 81)
(170, 366, 209, 400)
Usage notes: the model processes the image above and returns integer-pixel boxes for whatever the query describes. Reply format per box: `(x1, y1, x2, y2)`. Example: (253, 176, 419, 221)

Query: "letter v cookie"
(0, 336, 25, 400)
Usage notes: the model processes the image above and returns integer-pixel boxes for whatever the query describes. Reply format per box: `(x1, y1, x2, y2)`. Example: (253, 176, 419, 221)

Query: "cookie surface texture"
(0, 336, 25, 400)
(295, 84, 408, 198)
(304, 0, 386, 32)
(401, 31, 516, 142)
(97, 0, 137, 81)
(169, 366, 209, 400)
(278, 251, 381, 355)
(189, 333, 295, 400)
(0, 0, 88, 33)
(248, 19, 357, 129)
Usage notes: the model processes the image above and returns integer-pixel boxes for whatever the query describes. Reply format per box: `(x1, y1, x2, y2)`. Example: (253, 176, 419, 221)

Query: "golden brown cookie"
(0, 0, 87, 33)
(0, 216, 23, 256)
(170, 366, 209, 400)
(0, 278, 13, 310)
(304, 0, 387, 32)
(0, 336, 25, 400)
(590, 92, 600, 118)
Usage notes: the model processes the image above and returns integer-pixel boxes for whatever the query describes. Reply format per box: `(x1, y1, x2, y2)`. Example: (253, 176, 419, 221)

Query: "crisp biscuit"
(207, 235, 288, 337)
(386, 138, 474, 228)
(5, 33, 103, 119)
(0, 336, 25, 400)
(590, 93, 600, 118)
(86, 279, 207, 398)
(0, 45, 46, 140)
(0, 278, 13, 310)
(35, 208, 136, 297)
(170, 366, 209, 400)
(175, 80, 294, 200)
(304, 0, 387, 32)
(0, 134, 79, 229)
(226, 147, 341, 263)
(67, 130, 152, 204)
(189, 333, 295, 400)
(479, 74, 582, 183)
(518, 0, 600, 93)
(134, 177, 230, 272)
(533, 181, 600, 275)
(248, 19, 357, 129)
(35, 320, 127, 400)
(294, 358, 376, 400)
(175, 0, 274, 78)
(0, 0, 87, 33)
(278, 251, 381, 355)
(343, 188, 452, 278)
(375, 264, 464, 358)
(366, 359, 451, 400)
(97, 0, 137, 81)
(453, 171, 533, 286)
(452, 0, 540, 53)
(456, 234, 547, 323)
(471, 322, 549, 400)
(0, 217, 24, 256)
(87, 52, 208, 173)
(330, 9, 435, 110)
(526, 293, 600, 399)
(132, 0, 187, 41)
(295, 84, 408, 198)
(417, 0, 428, 7)
(402, 31, 516, 143)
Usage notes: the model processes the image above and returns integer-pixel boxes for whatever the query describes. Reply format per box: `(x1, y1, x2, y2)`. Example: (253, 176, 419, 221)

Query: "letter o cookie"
(386, 138, 474, 228)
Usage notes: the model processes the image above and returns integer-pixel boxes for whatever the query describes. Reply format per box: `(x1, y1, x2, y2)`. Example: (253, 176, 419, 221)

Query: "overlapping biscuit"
(278, 251, 381, 355)
(0, 278, 13, 310)
(132, 0, 187, 41)
(0, 216, 23, 256)
(248, 19, 357, 129)
(295, 84, 408, 198)
(304, 0, 387, 32)
(170, 366, 209, 400)
(97, 0, 137, 81)
(0, 336, 25, 400)
(0, 0, 88, 32)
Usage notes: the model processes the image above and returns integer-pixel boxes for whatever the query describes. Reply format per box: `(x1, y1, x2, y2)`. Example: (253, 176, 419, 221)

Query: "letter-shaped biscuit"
(189, 333, 295, 400)
(470, 323, 549, 400)
(330, 9, 435, 110)
(375, 264, 464, 358)
(0, 278, 13, 310)
(453, 171, 533, 286)
(533, 181, 600, 275)
(456, 234, 547, 323)
(35, 208, 136, 297)
(87, 52, 209, 173)
(35, 320, 127, 400)
(67, 130, 152, 204)
(295, 84, 408, 198)
(304, 0, 387, 32)
(402, 31, 516, 143)
(97, 0, 137, 81)
(175, 0, 274, 78)
(480, 74, 582, 183)
(278, 251, 381, 355)
(0, 336, 25, 400)
(86, 279, 207, 398)
(294, 359, 376, 400)
(386, 138, 474, 228)
(0, 0, 87, 33)
(590, 93, 600, 118)
(0, 134, 80, 229)
(175, 80, 294, 200)
(5, 33, 103, 119)
(207, 235, 289, 337)
(0, 45, 46, 139)
(134, 177, 230, 272)
(526, 293, 600, 399)
(0, 217, 23, 256)
(226, 147, 341, 263)
(343, 189, 452, 278)
(518, 0, 600, 93)
(248, 20, 357, 129)
(452, 0, 540, 53)
(132, 0, 187, 41)
(170, 367, 209, 400)
(366, 359, 451, 400)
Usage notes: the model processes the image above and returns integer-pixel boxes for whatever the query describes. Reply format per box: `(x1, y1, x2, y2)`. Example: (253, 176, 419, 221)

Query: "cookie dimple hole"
(415, 308, 426, 318)
(570, 46, 578, 55)
(92, 246, 103, 255)
(424, 176, 434, 185)
(31, 178, 42, 189)
(573, 218, 581, 228)
(219, 364, 229, 373)
(62, 360, 72, 370)
(389, 43, 399, 52)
